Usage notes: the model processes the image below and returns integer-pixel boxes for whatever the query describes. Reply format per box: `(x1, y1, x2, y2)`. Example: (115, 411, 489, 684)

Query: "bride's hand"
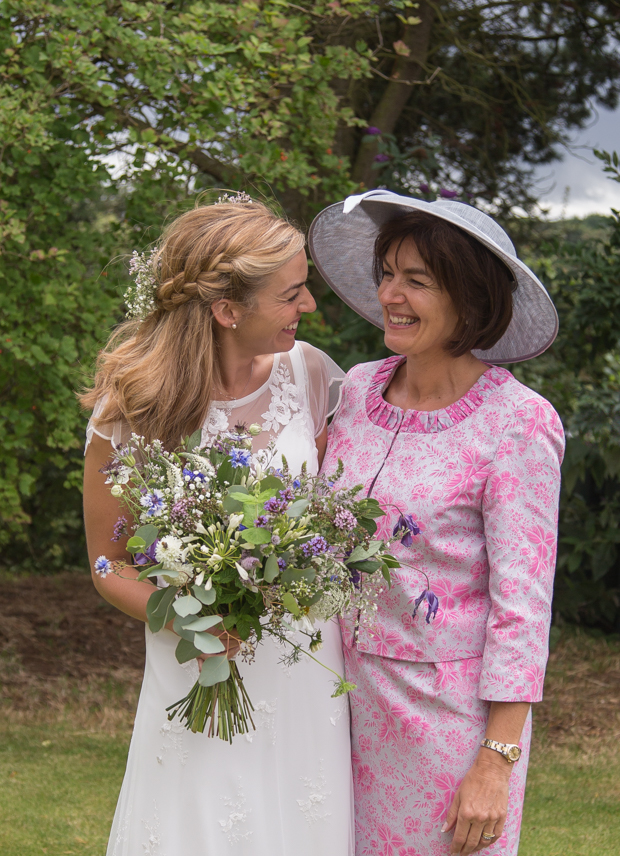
(197, 627, 242, 667)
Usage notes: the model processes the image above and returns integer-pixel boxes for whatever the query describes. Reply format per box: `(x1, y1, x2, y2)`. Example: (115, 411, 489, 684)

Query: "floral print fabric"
(324, 356, 565, 703)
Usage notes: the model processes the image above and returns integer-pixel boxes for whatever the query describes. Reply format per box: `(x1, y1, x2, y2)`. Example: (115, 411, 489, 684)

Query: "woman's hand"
(443, 752, 511, 855)
(197, 626, 242, 670)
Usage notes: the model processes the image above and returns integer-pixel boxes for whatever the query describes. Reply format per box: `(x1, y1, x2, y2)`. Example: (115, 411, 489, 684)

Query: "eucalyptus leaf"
(186, 429, 203, 452)
(135, 524, 159, 548)
(173, 595, 202, 617)
(281, 592, 300, 616)
(286, 498, 310, 518)
(192, 584, 216, 605)
(241, 527, 272, 545)
(175, 637, 202, 664)
(263, 553, 280, 583)
(146, 586, 176, 633)
(198, 654, 231, 687)
(173, 614, 197, 642)
(183, 615, 223, 632)
(137, 562, 162, 582)
(126, 535, 146, 553)
(193, 631, 226, 655)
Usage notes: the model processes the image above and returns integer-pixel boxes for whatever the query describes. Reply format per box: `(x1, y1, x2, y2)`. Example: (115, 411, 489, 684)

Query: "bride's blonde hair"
(80, 200, 305, 449)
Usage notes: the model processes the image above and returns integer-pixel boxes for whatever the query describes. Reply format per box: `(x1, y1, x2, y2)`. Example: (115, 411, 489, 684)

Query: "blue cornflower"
(140, 489, 165, 517)
(254, 515, 269, 527)
(302, 535, 329, 557)
(230, 449, 252, 468)
(412, 589, 439, 624)
(182, 467, 206, 481)
(393, 513, 421, 547)
(94, 556, 113, 578)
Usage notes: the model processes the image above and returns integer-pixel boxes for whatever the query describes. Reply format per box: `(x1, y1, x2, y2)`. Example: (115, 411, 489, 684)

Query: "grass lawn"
(1, 576, 619, 856)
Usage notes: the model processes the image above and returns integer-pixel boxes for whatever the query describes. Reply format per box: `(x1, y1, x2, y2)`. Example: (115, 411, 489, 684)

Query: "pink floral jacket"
(323, 357, 565, 703)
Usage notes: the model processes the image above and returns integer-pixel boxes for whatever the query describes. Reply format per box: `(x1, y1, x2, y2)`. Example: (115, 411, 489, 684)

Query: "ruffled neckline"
(365, 356, 511, 433)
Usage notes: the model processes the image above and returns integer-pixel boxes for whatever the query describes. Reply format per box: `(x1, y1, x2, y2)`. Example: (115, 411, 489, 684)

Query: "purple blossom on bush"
(171, 497, 196, 526)
(230, 448, 251, 468)
(393, 514, 421, 547)
(94, 556, 112, 578)
(264, 497, 288, 514)
(111, 516, 128, 542)
(135, 541, 158, 565)
(277, 558, 287, 570)
(439, 188, 458, 199)
(333, 507, 357, 530)
(254, 515, 269, 527)
(279, 488, 295, 503)
(419, 182, 430, 193)
(365, 126, 382, 135)
(412, 589, 439, 624)
(140, 489, 165, 517)
(302, 535, 329, 557)
(374, 153, 390, 163)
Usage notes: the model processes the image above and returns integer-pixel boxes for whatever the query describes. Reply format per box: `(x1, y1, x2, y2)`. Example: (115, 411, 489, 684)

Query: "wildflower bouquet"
(96, 426, 399, 741)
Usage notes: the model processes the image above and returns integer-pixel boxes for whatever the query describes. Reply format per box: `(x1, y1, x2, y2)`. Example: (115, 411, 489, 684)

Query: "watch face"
(507, 746, 521, 761)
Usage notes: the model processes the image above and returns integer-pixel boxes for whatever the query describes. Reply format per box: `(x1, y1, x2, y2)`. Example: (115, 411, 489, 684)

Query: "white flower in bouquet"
(183, 453, 216, 477)
(155, 535, 185, 567)
(164, 461, 185, 501)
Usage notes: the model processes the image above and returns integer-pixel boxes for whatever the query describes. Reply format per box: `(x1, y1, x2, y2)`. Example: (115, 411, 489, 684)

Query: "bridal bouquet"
(95, 426, 398, 741)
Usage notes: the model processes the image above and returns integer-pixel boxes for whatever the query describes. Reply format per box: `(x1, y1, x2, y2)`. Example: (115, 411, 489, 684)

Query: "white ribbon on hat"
(342, 190, 388, 214)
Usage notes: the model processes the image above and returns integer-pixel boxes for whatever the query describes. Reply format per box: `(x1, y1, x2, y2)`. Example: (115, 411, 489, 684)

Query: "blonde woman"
(82, 197, 352, 856)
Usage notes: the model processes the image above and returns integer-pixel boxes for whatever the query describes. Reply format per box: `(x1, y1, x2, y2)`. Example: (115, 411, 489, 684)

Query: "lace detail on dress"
(157, 720, 188, 767)
(297, 760, 332, 824)
(244, 699, 277, 745)
(220, 778, 253, 844)
(142, 800, 164, 855)
(261, 362, 303, 433)
(110, 805, 133, 856)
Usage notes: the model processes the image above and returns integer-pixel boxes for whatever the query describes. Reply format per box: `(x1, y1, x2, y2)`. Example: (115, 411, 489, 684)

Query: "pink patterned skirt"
(344, 648, 531, 856)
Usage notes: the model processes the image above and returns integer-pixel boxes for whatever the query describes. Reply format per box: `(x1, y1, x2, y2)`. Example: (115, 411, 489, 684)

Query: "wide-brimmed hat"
(308, 190, 558, 363)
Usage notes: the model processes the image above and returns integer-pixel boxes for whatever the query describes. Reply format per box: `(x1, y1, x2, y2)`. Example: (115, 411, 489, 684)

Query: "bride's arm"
(316, 424, 328, 467)
(84, 433, 155, 623)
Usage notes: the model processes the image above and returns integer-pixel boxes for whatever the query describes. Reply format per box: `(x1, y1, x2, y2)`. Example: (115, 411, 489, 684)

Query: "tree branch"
(351, 2, 435, 188)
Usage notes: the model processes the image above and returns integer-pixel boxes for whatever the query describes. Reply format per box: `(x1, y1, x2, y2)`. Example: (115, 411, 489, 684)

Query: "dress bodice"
(85, 341, 344, 478)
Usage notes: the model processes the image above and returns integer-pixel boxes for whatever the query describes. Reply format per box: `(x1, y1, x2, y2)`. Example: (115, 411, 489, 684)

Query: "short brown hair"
(373, 211, 516, 357)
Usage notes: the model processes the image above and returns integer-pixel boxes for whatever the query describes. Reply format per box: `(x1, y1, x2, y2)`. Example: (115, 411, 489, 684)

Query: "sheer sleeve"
(84, 396, 130, 454)
(297, 341, 346, 438)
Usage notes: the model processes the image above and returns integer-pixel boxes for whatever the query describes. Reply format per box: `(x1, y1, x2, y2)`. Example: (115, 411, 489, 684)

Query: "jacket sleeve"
(478, 395, 565, 703)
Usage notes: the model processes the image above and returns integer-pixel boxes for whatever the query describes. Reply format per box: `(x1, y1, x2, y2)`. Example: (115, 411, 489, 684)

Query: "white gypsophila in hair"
(125, 248, 159, 320)
(217, 190, 253, 204)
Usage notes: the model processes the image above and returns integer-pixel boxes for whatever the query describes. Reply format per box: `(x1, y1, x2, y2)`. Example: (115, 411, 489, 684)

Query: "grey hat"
(308, 190, 559, 363)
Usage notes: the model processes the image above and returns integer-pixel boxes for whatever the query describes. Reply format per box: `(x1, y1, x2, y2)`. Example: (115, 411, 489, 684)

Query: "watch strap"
(480, 738, 522, 763)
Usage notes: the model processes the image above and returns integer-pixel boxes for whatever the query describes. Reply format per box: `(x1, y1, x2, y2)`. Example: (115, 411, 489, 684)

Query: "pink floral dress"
(322, 356, 565, 856)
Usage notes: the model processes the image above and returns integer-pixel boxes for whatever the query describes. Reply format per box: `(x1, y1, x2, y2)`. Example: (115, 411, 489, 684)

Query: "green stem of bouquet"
(166, 661, 255, 743)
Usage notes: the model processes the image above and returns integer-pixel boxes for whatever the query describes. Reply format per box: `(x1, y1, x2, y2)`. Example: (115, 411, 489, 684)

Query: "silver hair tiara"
(217, 191, 253, 205)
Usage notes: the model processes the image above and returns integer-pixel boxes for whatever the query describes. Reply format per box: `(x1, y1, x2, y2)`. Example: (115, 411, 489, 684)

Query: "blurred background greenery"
(1, 0, 620, 634)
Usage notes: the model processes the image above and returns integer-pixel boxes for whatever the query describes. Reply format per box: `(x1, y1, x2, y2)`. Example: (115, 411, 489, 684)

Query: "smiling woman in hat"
(310, 192, 564, 856)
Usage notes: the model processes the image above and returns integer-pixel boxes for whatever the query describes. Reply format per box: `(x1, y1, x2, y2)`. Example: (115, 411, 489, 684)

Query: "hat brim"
(308, 195, 558, 364)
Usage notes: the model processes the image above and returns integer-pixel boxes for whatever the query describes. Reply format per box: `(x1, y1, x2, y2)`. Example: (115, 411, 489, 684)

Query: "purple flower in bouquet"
(140, 489, 165, 517)
(254, 515, 269, 528)
(333, 507, 357, 530)
(111, 516, 128, 542)
(240, 554, 261, 572)
(365, 126, 382, 136)
(264, 497, 288, 514)
(94, 556, 113, 578)
(292, 478, 301, 489)
(349, 567, 362, 590)
(393, 514, 421, 547)
(277, 558, 287, 570)
(230, 449, 251, 468)
(135, 541, 159, 565)
(171, 497, 196, 527)
(302, 535, 329, 557)
(412, 589, 439, 624)
(279, 488, 295, 503)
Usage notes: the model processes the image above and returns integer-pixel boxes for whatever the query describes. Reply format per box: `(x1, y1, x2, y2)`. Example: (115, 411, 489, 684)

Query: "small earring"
(231, 323, 237, 330)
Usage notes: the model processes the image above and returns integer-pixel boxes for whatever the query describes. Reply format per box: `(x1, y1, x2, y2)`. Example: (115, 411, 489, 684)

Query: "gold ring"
(481, 833, 496, 841)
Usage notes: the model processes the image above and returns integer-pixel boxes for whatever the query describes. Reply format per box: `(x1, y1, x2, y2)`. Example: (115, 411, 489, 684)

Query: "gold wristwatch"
(480, 738, 522, 763)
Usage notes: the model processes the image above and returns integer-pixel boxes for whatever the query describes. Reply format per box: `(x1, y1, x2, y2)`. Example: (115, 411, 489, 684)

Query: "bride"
(81, 196, 352, 855)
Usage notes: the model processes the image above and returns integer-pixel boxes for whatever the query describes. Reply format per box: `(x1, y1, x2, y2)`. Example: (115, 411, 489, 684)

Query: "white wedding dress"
(86, 341, 353, 856)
